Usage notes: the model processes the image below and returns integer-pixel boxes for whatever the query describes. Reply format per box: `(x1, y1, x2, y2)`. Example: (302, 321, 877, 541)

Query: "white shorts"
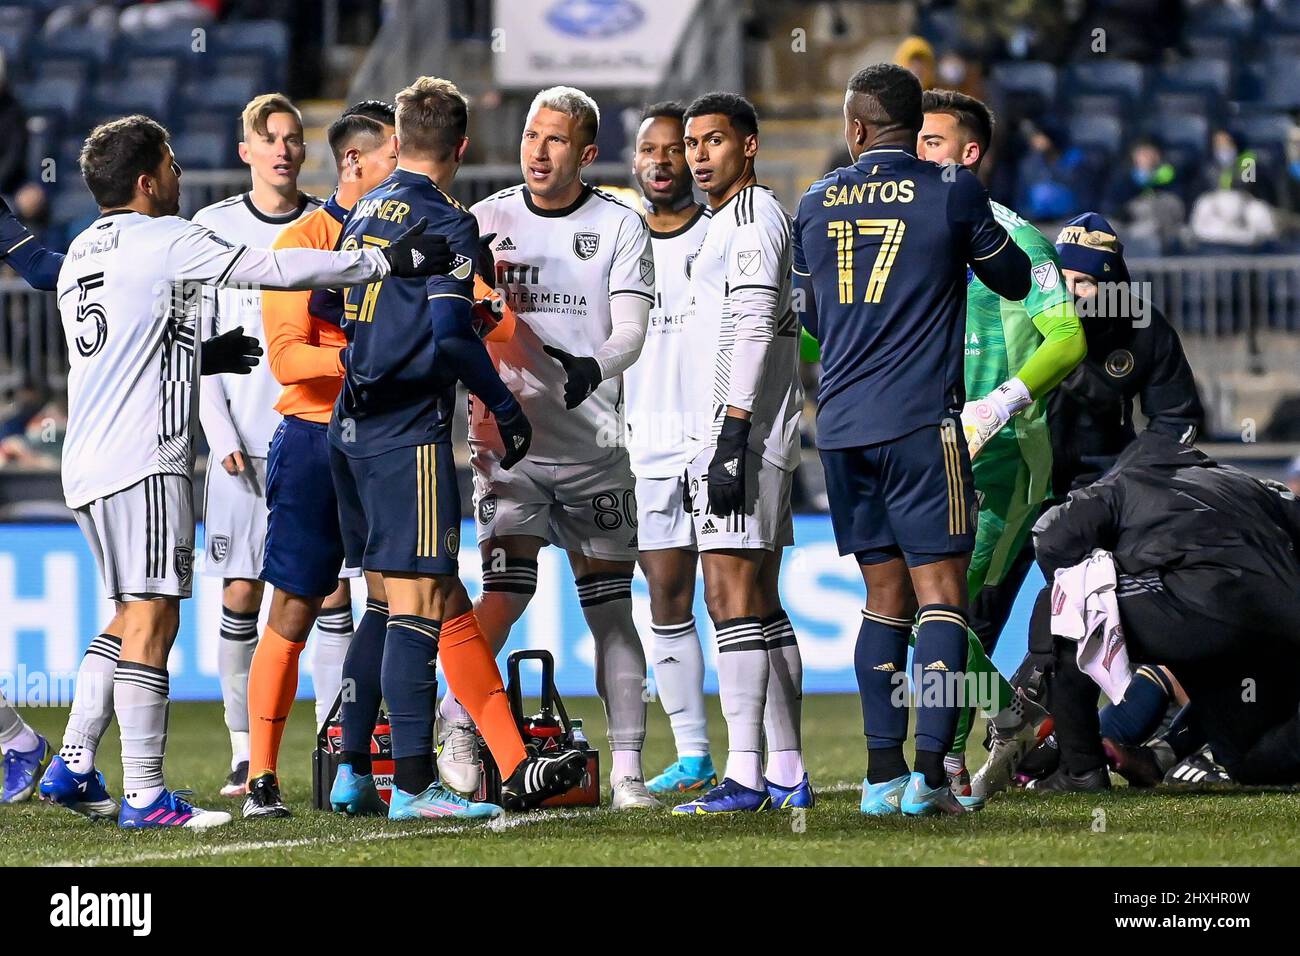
(200, 455, 268, 579)
(685, 446, 795, 552)
(634, 474, 697, 552)
(471, 445, 639, 561)
(74, 473, 195, 602)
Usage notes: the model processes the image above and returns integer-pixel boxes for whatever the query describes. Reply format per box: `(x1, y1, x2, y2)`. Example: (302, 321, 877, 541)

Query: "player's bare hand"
(222, 450, 246, 476)
(542, 345, 602, 409)
(202, 326, 263, 375)
(382, 218, 455, 278)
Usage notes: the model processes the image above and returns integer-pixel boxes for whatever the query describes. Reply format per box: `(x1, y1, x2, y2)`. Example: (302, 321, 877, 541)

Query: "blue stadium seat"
(1186, 3, 1256, 40)
(208, 52, 273, 92)
(1067, 115, 1124, 156)
(1262, 61, 1300, 109)
(124, 56, 184, 87)
(1156, 114, 1209, 153)
(1156, 59, 1231, 97)
(1068, 93, 1127, 121)
(1068, 60, 1146, 102)
(989, 61, 1057, 109)
(171, 132, 234, 171)
(37, 27, 114, 66)
(0, 6, 35, 73)
(1230, 112, 1295, 152)
(1152, 91, 1214, 120)
(14, 78, 85, 122)
(117, 25, 201, 59)
(213, 20, 289, 58)
(51, 188, 100, 229)
(34, 57, 92, 86)
(185, 75, 258, 113)
(1186, 34, 1237, 61)
(1260, 34, 1300, 62)
(91, 77, 173, 125)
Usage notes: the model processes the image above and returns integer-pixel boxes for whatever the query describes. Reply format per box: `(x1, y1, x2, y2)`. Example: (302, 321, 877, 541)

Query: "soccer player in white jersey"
(670, 93, 812, 815)
(436, 86, 659, 810)
(192, 94, 355, 798)
(36, 114, 452, 830)
(623, 102, 718, 797)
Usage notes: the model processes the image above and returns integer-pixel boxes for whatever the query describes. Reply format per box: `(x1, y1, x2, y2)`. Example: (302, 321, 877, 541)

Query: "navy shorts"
(263, 416, 347, 597)
(329, 440, 461, 576)
(820, 417, 976, 567)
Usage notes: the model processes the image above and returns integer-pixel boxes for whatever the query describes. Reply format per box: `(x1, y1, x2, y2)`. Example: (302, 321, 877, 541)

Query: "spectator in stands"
(0, 53, 27, 196)
(1104, 137, 1182, 214)
(45, 0, 220, 35)
(894, 36, 936, 90)
(12, 185, 49, 244)
(1189, 178, 1279, 252)
(1014, 120, 1093, 221)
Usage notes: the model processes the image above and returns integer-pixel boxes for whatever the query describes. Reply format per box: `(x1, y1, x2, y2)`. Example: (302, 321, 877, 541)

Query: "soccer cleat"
(387, 782, 502, 821)
(971, 696, 1054, 800)
(436, 720, 481, 796)
(860, 774, 908, 816)
(330, 763, 389, 816)
(119, 789, 232, 829)
(1163, 747, 1233, 787)
(2, 734, 52, 804)
(242, 772, 292, 819)
(500, 749, 588, 811)
(672, 777, 771, 815)
(220, 760, 249, 798)
(1025, 765, 1111, 793)
(947, 765, 972, 797)
(610, 775, 661, 810)
(900, 772, 969, 816)
(646, 755, 717, 796)
(767, 772, 816, 809)
(38, 756, 119, 820)
(1102, 737, 1164, 788)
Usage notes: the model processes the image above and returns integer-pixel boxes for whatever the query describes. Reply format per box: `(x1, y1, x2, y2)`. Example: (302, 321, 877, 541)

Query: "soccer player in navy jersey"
(792, 64, 1031, 816)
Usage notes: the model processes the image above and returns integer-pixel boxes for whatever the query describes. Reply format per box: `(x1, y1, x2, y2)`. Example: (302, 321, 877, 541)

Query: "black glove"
(707, 416, 751, 517)
(202, 326, 263, 376)
(495, 401, 533, 470)
(476, 231, 498, 280)
(542, 345, 602, 409)
(381, 218, 454, 278)
(308, 287, 345, 327)
(0, 193, 31, 251)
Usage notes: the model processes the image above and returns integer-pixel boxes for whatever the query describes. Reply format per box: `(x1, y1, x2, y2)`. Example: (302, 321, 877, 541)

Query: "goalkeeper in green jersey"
(916, 90, 1086, 800)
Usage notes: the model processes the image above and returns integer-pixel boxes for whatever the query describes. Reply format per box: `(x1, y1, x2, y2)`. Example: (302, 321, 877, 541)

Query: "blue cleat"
(860, 774, 909, 816)
(2, 734, 52, 804)
(900, 771, 969, 817)
(647, 755, 718, 796)
(672, 777, 771, 815)
(767, 772, 816, 809)
(330, 763, 389, 816)
(38, 755, 119, 820)
(119, 788, 232, 829)
(388, 782, 503, 821)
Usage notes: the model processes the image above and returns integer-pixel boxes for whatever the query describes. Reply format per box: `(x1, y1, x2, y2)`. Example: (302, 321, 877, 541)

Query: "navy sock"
(340, 598, 388, 774)
(856, 608, 912, 784)
(913, 604, 970, 787)
(382, 614, 441, 795)
(1099, 665, 1174, 744)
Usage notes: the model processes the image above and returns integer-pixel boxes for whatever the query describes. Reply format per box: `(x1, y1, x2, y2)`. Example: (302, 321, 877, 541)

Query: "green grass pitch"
(6, 694, 1299, 866)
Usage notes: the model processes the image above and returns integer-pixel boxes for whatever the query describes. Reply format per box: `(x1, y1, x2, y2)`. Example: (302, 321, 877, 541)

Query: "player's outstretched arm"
(949, 169, 1031, 301)
(0, 197, 63, 291)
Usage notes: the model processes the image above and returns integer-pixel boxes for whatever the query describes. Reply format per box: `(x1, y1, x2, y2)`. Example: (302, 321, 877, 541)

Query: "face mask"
(1133, 168, 1152, 186)
(1290, 159, 1300, 180)
(938, 59, 966, 85)
(1215, 148, 1237, 167)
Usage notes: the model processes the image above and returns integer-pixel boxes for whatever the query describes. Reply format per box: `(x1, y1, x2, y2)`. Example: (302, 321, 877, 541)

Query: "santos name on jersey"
(624, 204, 711, 478)
(469, 184, 654, 464)
(58, 212, 254, 509)
(193, 192, 323, 460)
(682, 184, 802, 472)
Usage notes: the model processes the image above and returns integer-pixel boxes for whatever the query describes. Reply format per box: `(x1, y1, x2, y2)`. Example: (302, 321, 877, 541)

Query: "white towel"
(1050, 549, 1134, 702)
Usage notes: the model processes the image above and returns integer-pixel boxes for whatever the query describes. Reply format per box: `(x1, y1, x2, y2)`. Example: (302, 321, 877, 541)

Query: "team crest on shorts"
(573, 232, 600, 260)
(174, 546, 193, 586)
(478, 494, 498, 525)
(1105, 349, 1135, 378)
(445, 527, 460, 557)
(209, 534, 230, 563)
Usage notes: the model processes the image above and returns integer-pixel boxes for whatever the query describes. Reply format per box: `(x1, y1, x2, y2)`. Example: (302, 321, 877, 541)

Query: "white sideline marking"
(45, 808, 599, 868)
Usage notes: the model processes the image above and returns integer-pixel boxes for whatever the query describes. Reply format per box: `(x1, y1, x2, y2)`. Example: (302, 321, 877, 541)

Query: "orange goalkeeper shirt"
(264, 196, 348, 424)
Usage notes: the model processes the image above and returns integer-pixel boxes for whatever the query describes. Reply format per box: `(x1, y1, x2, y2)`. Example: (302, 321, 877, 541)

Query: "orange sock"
(439, 611, 528, 776)
(247, 626, 305, 780)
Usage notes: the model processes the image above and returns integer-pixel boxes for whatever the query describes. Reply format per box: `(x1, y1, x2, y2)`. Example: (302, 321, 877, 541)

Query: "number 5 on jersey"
(826, 218, 906, 304)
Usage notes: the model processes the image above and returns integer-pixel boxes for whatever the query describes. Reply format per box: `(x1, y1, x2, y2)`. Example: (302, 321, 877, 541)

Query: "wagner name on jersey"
(623, 205, 711, 478)
(682, 184, 802, 472)
(57, 212, 254, 509)
(469, 184, 653, 464)
(192, 192, 323, 460)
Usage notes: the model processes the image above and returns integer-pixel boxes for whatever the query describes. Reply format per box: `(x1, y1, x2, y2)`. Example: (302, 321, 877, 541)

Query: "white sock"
(650, 617, 710, 758)
(943, 753, 966, 776)
(313, 604, 354, 727)
(577, 575, 647, 755)
(715, 617, 767, 791)
(766, 751, 805, 788)
(612, 749, 643, 780)
(229, 732, 249, 770)
(439, 691, 471, 725)
(61, 632, 121, 772)
(0, 693, 38, 753)
(115, 662, 170, 809)
(761, 610, 804, 786)
(218, 606, 258, 762)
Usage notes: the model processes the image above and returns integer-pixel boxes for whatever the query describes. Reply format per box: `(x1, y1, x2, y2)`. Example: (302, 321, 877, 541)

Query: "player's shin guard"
(856, 609, 911, 783)
(913, 605, 970, 787)
(247, 626, 305, 779)
(650, 617, 709, 757)
(381, 615, 441, 795)
(578, 573, 647, 779)
(114, 662, 170, 809)
(341, 598, 387, 774)
(218, 606, 258, 764)
(312, 603, 354, 728)
(438, 611, 527, 775)
(60, 632, 121, 773)
(761, 610, 805, 787)
(714, 617, 768, 790)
